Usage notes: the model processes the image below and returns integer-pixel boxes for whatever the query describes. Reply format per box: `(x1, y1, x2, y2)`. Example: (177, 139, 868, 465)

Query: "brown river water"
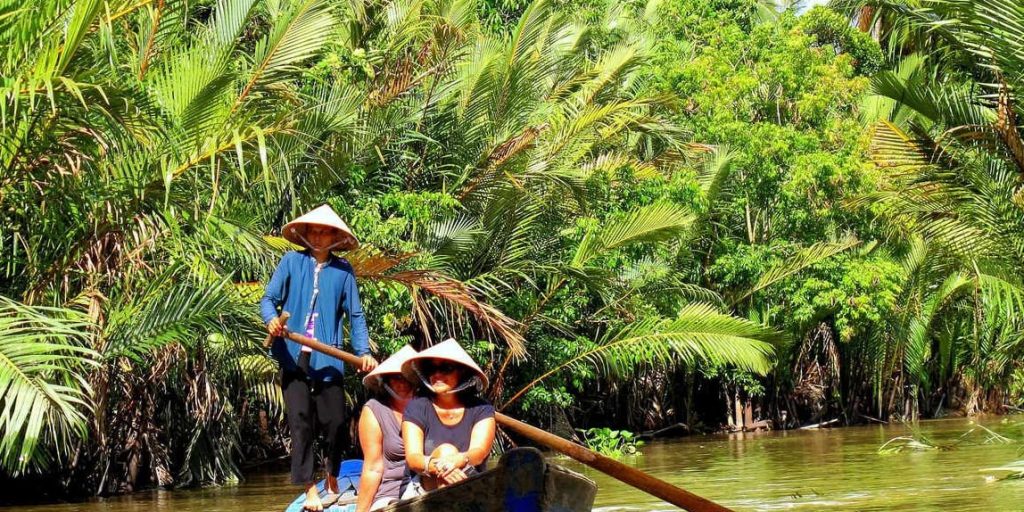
(3, 417, 1022, 511)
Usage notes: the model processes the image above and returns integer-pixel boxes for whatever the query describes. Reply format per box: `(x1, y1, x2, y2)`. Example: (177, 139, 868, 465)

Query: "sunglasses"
(423, 361, 460, 375)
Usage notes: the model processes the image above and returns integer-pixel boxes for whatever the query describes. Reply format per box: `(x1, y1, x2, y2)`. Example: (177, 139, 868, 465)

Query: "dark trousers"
(282, 357, 347, 486)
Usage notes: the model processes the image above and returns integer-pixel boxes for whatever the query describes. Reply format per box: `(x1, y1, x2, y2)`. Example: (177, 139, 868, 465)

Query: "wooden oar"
(264, 313, 366, 368)
(493, 412, 732, 512)
(265, 315, 733, 512)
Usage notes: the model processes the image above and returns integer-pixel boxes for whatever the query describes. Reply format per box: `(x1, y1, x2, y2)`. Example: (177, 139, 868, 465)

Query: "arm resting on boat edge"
(355, 408, 385, 512)
(400, 422, 463, 481)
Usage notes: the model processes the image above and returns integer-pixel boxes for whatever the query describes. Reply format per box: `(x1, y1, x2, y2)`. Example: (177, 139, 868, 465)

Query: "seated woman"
(400, 339, 496, 493)
(355, 345, 418, 512)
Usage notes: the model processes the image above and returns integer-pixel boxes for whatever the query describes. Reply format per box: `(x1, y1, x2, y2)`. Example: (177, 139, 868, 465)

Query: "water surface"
(4, 417, 1022, 511)
(573, 417, 1024, 511)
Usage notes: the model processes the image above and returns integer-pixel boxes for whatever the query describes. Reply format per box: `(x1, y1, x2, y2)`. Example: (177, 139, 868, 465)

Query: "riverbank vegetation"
(1, 0, 1023, 499)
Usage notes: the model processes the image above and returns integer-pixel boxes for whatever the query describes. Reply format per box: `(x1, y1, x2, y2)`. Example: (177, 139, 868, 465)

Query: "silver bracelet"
(423, 455, 433, 476)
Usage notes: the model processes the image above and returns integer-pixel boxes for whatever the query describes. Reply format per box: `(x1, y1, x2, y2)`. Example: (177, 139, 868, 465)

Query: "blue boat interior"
(283, 459, 363, 512)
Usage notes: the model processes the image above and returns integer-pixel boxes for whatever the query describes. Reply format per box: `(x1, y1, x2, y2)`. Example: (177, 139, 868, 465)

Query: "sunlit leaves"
(0, 297, 98, 474)
(502, 302, 778, 408)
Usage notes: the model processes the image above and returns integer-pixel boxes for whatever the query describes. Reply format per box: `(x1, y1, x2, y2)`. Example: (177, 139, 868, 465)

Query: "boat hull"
(384, 447, 597, 512)
(284, 448, 596, 512)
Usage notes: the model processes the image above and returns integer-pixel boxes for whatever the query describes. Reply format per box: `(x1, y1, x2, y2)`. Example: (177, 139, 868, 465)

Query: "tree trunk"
(725, 387, 735, 430)
(964, 379, 982, 416)
(857, 6, 875, 33)
(734, 390, 744, 430)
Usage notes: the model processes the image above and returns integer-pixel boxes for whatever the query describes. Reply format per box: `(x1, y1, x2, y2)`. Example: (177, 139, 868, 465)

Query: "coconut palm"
(0, 0, 515, 491)
(852, 0, 1024, 416)
(0, 0, 782, 493)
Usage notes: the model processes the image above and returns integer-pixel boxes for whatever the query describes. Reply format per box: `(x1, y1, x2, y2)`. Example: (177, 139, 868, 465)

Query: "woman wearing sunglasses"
(400, 339, 496, 494)
(355, 345, 419, 512)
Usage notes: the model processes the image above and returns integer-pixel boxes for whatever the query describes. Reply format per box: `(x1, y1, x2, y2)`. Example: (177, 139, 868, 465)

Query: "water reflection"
(2, 417, 1021, 512)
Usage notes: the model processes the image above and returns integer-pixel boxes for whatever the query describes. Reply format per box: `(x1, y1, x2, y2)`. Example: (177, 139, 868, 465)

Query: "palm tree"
(0, 0, 519, 491)
(328, 0, 781, 410)
(0, 298, 97, 475)
(854, 0, 1024, 416)
(0, 0, 782, 493)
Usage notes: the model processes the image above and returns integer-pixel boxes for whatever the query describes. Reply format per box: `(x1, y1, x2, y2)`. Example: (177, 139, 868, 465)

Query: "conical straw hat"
(363, 345, 418, 393)
(282, 204, 359, 251)
(401, 338, 488, 391)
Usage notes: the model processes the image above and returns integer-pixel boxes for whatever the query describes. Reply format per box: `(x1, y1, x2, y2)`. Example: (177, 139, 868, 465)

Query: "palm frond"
(501, 302, 778, 409)
(55, 0, 104, 74)
(233, 0, 336, 109)
(0, 296, 98, 474)
(366, 270, 526, 356)
(419, 216, 483, 259)
(345, 249, 416, 276)
(572, 202, 694, 267)
(102, 273, 238, 362)
(730, 236, 861, 305)
(211, 0, 259, 48)
(904, 272, 971, 385)
(697, 146, 738, 203)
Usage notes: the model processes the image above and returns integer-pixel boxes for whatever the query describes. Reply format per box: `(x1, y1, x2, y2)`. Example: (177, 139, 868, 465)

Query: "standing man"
(261, 204, 378, 512)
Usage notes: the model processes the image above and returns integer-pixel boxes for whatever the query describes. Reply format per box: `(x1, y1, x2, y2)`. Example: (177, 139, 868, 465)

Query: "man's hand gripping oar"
(264, 312, 378, 372)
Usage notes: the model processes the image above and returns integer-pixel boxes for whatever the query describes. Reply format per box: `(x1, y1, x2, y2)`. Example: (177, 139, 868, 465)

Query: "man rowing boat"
(261, 204, 378, 512)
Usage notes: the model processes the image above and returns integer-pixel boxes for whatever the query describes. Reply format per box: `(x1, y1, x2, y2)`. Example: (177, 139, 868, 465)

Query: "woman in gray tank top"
(355, 345, 418, 512)
(400, 339, 496, 494)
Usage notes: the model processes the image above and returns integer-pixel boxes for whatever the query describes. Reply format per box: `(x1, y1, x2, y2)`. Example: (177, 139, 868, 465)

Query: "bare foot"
(303, 484, 323, 512)
(322, 474, 340, 506)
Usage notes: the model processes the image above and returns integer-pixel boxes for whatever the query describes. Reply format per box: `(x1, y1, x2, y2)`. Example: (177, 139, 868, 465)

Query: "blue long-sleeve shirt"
(260, 250, 370, 381)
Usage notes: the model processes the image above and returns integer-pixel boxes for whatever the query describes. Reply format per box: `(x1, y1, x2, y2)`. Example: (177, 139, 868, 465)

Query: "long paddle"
(265, 315, 734, 512)
(493, 413, 732, 512)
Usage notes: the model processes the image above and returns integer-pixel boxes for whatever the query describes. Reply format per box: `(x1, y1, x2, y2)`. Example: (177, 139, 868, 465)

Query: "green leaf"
(0, 296, 98, 474)
(573, 202, 694, 267)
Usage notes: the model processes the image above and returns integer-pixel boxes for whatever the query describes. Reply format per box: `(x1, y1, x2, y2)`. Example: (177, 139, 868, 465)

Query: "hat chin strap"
(411, 361, 482, 395)
(298, 232, 344, 252)
(381, 379, 410, 401)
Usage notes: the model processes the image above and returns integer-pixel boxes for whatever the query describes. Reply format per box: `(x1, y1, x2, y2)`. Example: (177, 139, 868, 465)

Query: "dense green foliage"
(1, 0, 1023, 499)
(848, 0, 1024, 417)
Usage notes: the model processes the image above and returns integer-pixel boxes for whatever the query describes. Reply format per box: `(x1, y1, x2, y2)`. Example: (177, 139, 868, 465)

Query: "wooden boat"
(285, 447, 597, 512)
(385, 447, 596, 512)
